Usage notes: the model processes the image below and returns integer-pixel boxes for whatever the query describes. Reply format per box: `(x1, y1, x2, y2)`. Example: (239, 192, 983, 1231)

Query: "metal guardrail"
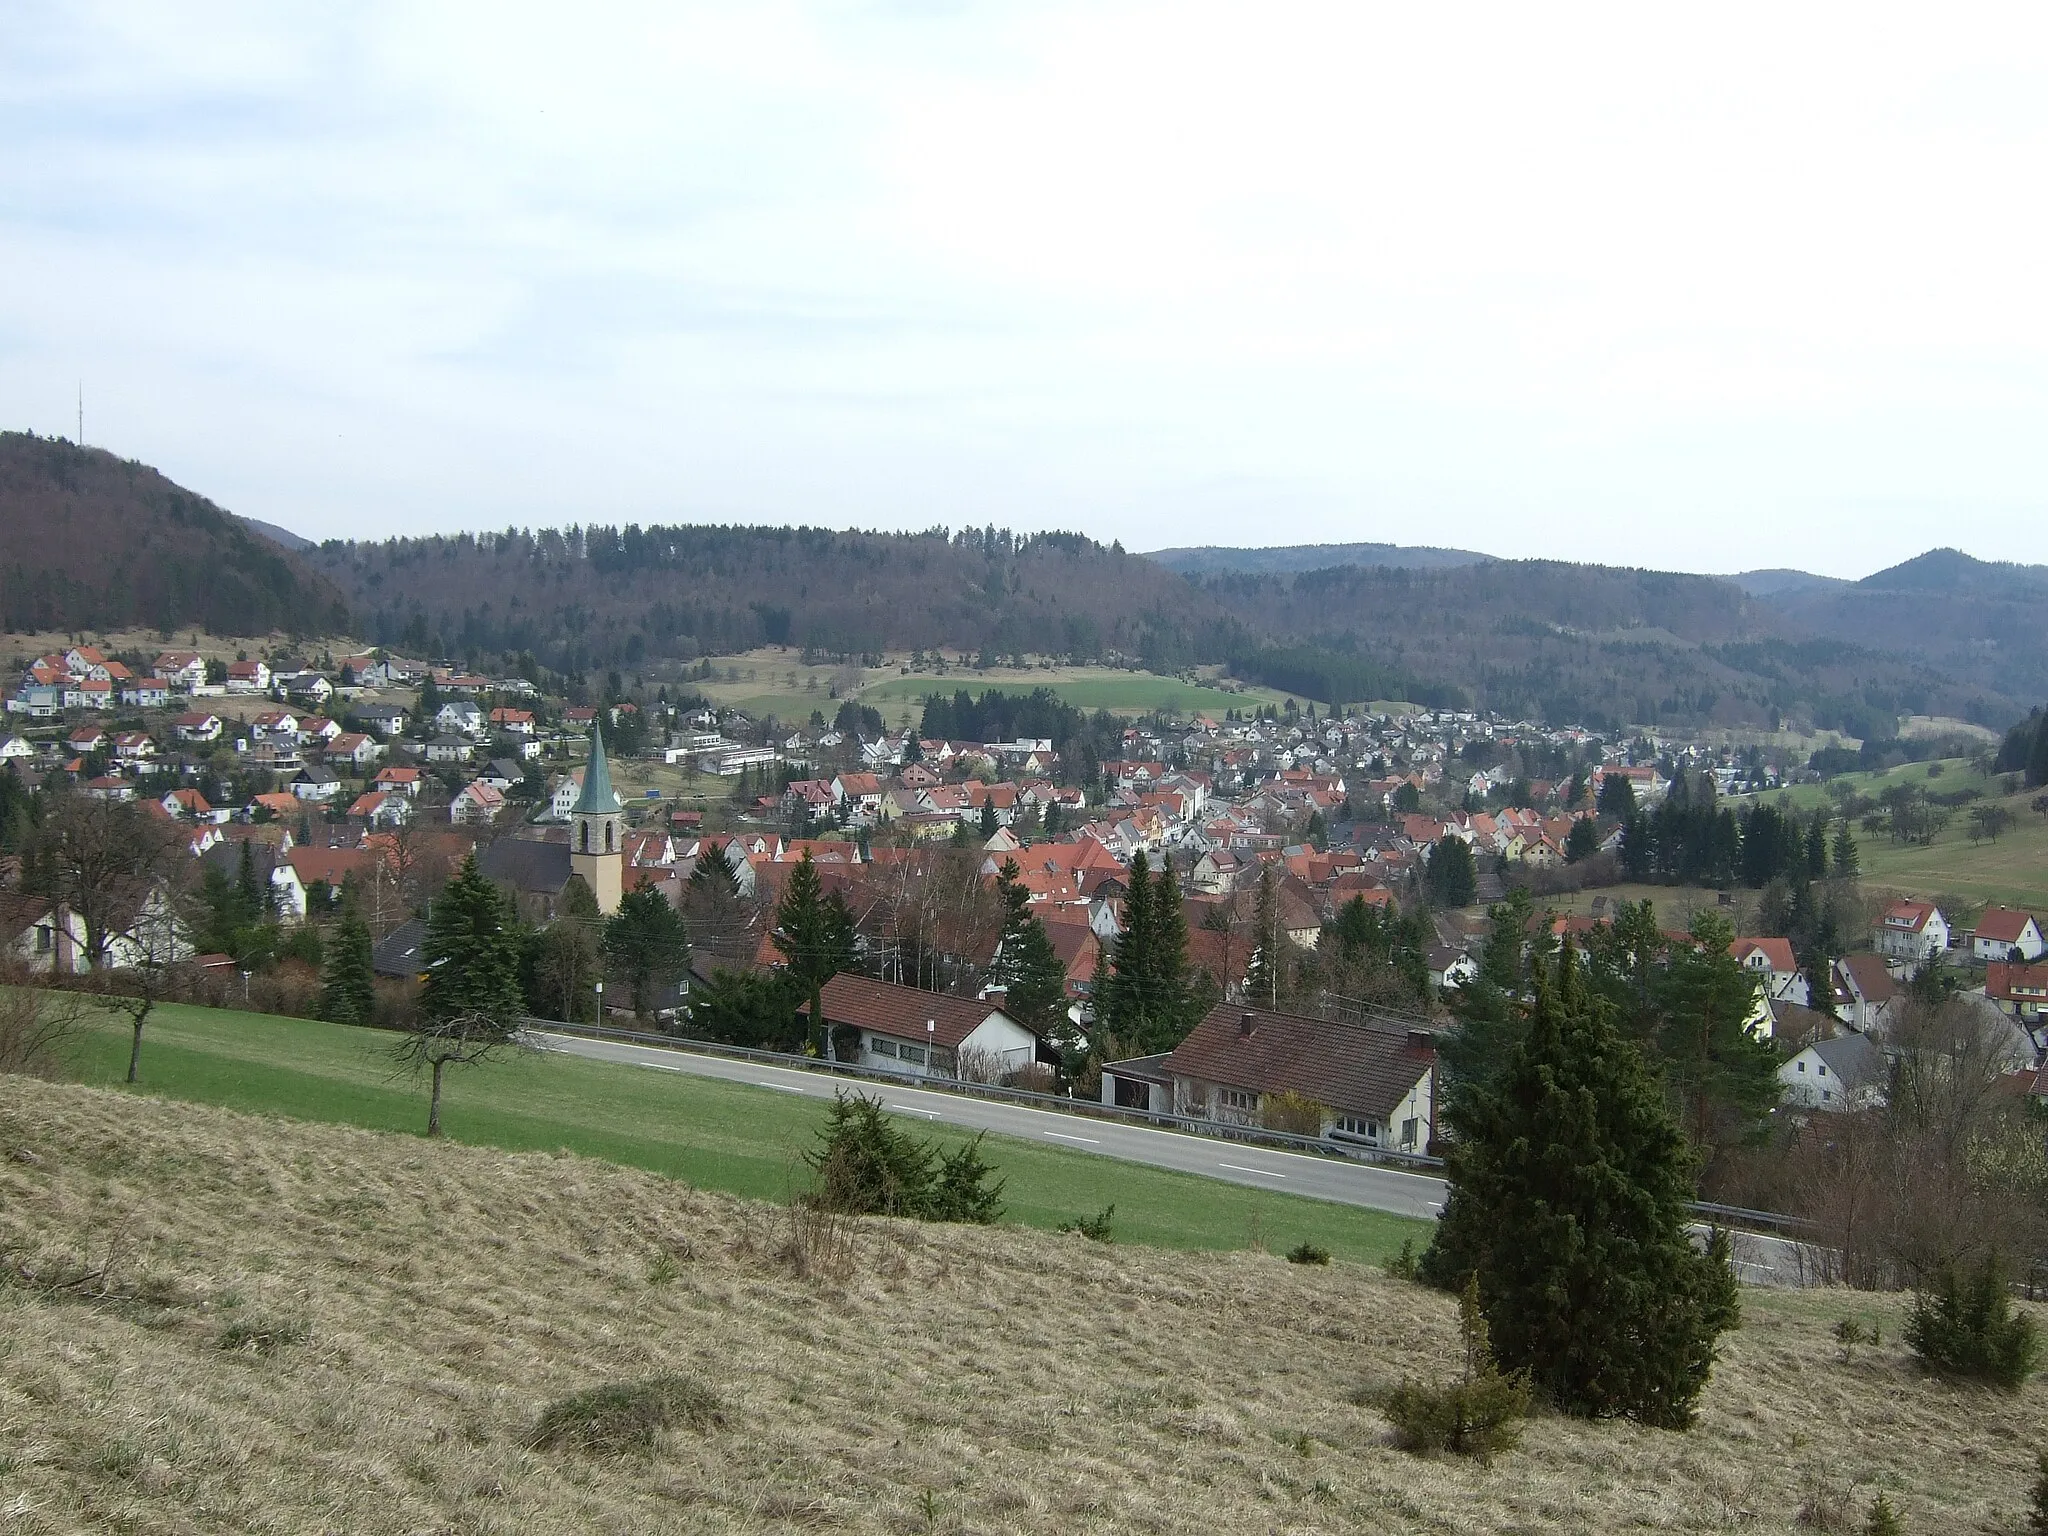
(519, 1015, 1448, 1171)
(522, 1015, 1813, 1239)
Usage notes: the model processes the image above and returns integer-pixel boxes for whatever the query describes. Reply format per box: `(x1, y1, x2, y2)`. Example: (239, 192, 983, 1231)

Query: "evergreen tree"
(2032, 710, 2048, 790)
(1804, 815, 1830, 880)
(527, 874, 603, 1021)
(990, 859, 1071, 1041)
(1831, 819, 1862, 880)
(1422, 944, 1739, 1427)
(1245, 863, 1285, 1008)
(319, 908, 375, 1025)
(1096, 850, 1200, 1054)
(773, 851, 858, 1055)
(1649, 910, 1784, 1153)
(980, 798, 998, 839)
(421, 852, 525, 1025)
(1425, 835, 1478, 909)
(603, 886, 692, 1020)
(1564, 816, 1599, 864)
(1597, 772, 1637, 819)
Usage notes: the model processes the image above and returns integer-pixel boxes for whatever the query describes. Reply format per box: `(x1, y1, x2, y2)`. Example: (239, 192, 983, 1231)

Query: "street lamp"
(926, 1018, 936, 1079)
(593, 979, 603, 1023)
(239, 969, 251, 1005)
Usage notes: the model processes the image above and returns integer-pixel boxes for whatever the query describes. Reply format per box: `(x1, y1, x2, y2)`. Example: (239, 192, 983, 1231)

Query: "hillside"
(1145, 541, 1489, 576)
(1194, 559, 2006, 735)
(0, 433, 350, 637)
(6, 1080, 2045, 1534)
(307, 524, 1246, 675)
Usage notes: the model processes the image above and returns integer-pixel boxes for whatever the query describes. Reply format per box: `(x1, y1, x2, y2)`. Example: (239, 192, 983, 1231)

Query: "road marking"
(1217, 1162, 1285, 1178)
(1043, 1131, 1100, 1145)
(889, 1104, 942, 1119)
(757, 1081, 806, 1094)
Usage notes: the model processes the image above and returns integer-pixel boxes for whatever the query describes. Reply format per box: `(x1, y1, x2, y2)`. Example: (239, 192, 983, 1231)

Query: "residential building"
(1779, 1032, 1885, 1112)
(1987, 961, 2048, 1022)
(224, 660, 271, 694)
(803, 973, 1041, 1081)
(450, 779, 507, 825)
(1972, 907, 2045, 963)
(1874, 900, 1948, 964)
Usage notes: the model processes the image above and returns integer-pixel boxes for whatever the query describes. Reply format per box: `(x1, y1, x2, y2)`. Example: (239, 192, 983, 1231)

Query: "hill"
(0, 433, 349, 637)
(1144, 541, 1489, 576)
(5, 1080, 2043, 1533)
(306, 524, 1248, 676)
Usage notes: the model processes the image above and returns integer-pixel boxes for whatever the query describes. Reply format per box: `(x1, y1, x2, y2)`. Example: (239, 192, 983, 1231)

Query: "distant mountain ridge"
(1144, 541, 1488, 575)
(0, 433, 349, 638)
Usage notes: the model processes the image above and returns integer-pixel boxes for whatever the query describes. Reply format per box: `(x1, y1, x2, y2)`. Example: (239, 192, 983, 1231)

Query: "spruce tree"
(602, 886, 692, 1020)
(1426, 835, 1478, 909)
(1804, 815, 1829, 880)
(773, 851, 857, 1055)
(1422, 943, 1739, 1427)
(421, 852, 525, 1026)
(991, 860, 1070, 1042)
(319, 907, 376, 1025)
(2031, 711, 2048, 789)
(1245, 863, 1284, 1008)
(1832, 819, 1861, 880)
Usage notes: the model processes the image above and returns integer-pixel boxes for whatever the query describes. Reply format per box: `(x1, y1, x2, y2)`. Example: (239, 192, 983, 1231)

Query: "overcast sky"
(5, 4, 2046, 576)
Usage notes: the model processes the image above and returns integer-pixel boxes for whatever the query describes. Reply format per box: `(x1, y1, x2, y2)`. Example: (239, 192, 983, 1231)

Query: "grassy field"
(57, 1000, 1423, 1264)
(682, 647, 1290, 724)
(1736, 759, 2048, 912)
(7, 1078, 2046, 1534)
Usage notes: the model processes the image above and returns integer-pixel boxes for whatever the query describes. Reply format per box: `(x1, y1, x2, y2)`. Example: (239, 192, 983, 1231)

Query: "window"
(1400, 1117, 1419, 1148)
(1220, 1089, 1256, 1111)
(1333, 1115, 1379, 1140)
(899, 1044, 926, 1066)
(870, 1038, 897, 1058)
(1796, 1061, 1806, 1073)
(1817, 1064, 1828, 1077)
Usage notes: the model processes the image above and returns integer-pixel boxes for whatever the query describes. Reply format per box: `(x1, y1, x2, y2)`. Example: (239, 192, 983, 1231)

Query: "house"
(1102, 1004, 1437, 1153)
(1729, 936, 1808, 1007)
(799, 973, 1042, 1082)
(374, 765, 423, 797)
(1833, 954, 1901, 1034)
(288, 766, 342, 803)
(327, 732, 380, 767)
(276, 671, 334, 703)
(64, 679, 115, 710)
(161, 788, 216, 821)
(479, 758, 525, 792)
(174, 712, 224, 743)
(1874, 900, 1948, 964)
(345, 790, 411, 827)
(1972, 907, 2045, 963)
(83, 775, 134, 802)
(0, 892, 88, 973)
(1779, 1031, 1885, 1112)
(122, 679, 172, 708)
(1987, 961, 2048, 1022)
(224, 660, 271, 694)
(7, 683, 65, 719)
(370, 917, 429, 980)
(450, 779, 507, 825)
(425, 734, 475, 765)
(1428, 945, 1479, 990)
(436, 702, 486, 738)
(67, 726, 108, 755)
(356, 703, 410, 738)
(152, 652, 207, 690)
(488, 707, 536, 736)
(0, 735, 33, 763)
(111, 731, 156, 762)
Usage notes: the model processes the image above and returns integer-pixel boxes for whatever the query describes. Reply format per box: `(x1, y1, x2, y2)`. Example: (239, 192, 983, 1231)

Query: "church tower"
(569, 719, 625, 915)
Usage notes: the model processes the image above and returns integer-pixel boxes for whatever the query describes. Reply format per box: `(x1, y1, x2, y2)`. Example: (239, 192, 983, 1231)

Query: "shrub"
(527, 1375, 724, 1455)
(1383, 1238, 1419, 1282)
(1861, 1492, 1902, 1536)
(1286, 1242, 1331, 1266)
(1382, 1276, 1530, 1461)
(1260, 1090, 1327, 1137)
(926, 1134, 1006, 1225)
(1905, 1256, 2040, 1389)
(804, 1094, 1005, 1225)
(1058, 1205, 1115, 1242)
(1833, 1318, 1880, 1363)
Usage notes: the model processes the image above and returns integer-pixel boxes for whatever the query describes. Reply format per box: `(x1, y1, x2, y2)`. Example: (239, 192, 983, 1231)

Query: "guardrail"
(522, 1015, 1813, 1239)
(520, 1015, 1448, 1171)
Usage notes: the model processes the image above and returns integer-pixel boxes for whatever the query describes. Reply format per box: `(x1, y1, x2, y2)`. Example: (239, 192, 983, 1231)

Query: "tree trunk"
(125, 999, 152, 1084)
(428, 1057, 445, 1136)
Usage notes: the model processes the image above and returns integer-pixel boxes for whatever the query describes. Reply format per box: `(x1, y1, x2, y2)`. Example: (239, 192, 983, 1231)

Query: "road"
(529, 1029, 1810, 1285)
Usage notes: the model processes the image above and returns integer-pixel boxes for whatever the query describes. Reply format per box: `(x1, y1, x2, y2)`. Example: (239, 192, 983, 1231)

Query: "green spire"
(573, 720, 623, 816)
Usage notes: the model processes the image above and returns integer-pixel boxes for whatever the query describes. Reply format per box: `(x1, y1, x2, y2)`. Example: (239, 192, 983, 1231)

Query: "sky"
(4, 3, 2046, 577)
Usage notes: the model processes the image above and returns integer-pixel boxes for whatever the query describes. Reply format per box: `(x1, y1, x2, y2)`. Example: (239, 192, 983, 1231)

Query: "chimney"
(1239, 1012, 1256, 1039)
(1407, 1028, 1434, 1049)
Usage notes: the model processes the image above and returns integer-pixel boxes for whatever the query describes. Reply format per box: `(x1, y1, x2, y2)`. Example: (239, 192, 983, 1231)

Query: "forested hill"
(308, 525, 1249, 673)
(1197, 559, 2022, 736)
(0, 433, 350, 637)
(1144, 540, 1488, 575)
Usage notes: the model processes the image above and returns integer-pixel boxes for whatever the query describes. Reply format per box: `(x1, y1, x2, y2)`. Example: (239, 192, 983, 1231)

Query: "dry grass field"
(6, 1081, 2047, 1534)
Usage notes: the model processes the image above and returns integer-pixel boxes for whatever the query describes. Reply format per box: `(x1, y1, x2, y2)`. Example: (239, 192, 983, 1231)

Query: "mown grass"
(58, 1000, 1424, 1264)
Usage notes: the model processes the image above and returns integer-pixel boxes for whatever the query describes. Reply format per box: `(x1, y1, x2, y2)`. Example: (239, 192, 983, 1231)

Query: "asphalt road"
(529, 1029, 1810, 1285)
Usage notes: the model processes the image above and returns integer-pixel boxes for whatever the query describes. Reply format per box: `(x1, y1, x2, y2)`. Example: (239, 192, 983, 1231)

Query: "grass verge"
(59, 999, 1424, 1264)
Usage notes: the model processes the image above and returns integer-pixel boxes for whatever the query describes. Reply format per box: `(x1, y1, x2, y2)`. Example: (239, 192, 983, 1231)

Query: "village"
(7, 636, 2047, 1167)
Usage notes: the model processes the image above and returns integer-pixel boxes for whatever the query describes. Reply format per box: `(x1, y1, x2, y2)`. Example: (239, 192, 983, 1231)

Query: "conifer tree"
(1804, 815, 1830, 879)
(990, 860, 1071, 1042)
(320, 907, 376, 1025)
(1425, 834, 1479, 909)
(603, 886, 692, 1020)
(421, 852, 525, 1025)
(774, 850, 857, 1055)
(1832, 819, 1861, 880)
(2031, 711, 2048, 790)
(1422, 943, 1739, 1427)
(1245, 863, 1285, 1009)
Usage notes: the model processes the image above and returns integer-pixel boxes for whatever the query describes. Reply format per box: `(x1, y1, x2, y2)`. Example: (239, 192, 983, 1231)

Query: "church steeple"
(569, 719, 625, 914)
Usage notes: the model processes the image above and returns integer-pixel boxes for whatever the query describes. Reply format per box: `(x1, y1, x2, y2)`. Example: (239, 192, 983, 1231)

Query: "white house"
(436, 701, 486, 738)
(1779, 1031, 1885, 1112)
(450, 779, 506, 825)
(224, 660, 271, 694)
(174, 712, 224, 744)
(0, 893, 88, 973)
(805, 973, 1041, 1082)
(1875, 900, 1948, 964)
(1972, 907, 2045, 963)
(1102, 1005, 1438, 1154)
(0, 735, 35, 763)
(425, 734, 475, 765)
(152, 652, 208, 690)
(1729, 936, 1809, 1007)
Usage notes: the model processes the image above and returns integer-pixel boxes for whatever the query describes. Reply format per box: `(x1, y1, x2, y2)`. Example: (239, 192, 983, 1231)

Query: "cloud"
(2, 1, 2045, 576)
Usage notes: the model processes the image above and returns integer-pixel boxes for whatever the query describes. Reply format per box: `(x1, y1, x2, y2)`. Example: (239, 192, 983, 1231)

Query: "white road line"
(1217, 1162, 1285, 1178)
(888, 1104, 943, 1119)
(757, 1081, 807, 1094)
(1043, 1131, 1100, 1145)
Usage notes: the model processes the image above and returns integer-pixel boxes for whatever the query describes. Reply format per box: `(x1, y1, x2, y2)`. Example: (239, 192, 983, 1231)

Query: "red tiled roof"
(1156, 1004, 1436, 1121)
(803, 972, 1031, 1047)
(1730, 936, 1797, 973)
(1977, 907, 2040, 945)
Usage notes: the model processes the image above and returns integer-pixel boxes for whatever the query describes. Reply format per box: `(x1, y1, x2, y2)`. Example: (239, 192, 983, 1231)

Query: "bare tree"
(0, 968, 95, 1078)
(390, 1010, 521, 1137)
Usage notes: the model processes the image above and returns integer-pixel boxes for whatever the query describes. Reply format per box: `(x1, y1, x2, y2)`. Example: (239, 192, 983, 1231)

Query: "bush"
(1260, 1090, 1327, 1137)
(1286, 1242, 1331, 1266)
(1058, 1205, 1115, 1242)
(527, 1375, 724, 1455)
(1861, 1493, 1903, 1536)
(1383, 1238, 1419, 1282)
(804, 1093, 1004, 1225)
(1382, 1277, 1530, 1461)
(1905, 1256, 2040, 1389)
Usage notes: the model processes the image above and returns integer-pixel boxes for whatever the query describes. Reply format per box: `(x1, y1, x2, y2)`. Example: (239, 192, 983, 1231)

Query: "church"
(480, 720, 626, 917)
